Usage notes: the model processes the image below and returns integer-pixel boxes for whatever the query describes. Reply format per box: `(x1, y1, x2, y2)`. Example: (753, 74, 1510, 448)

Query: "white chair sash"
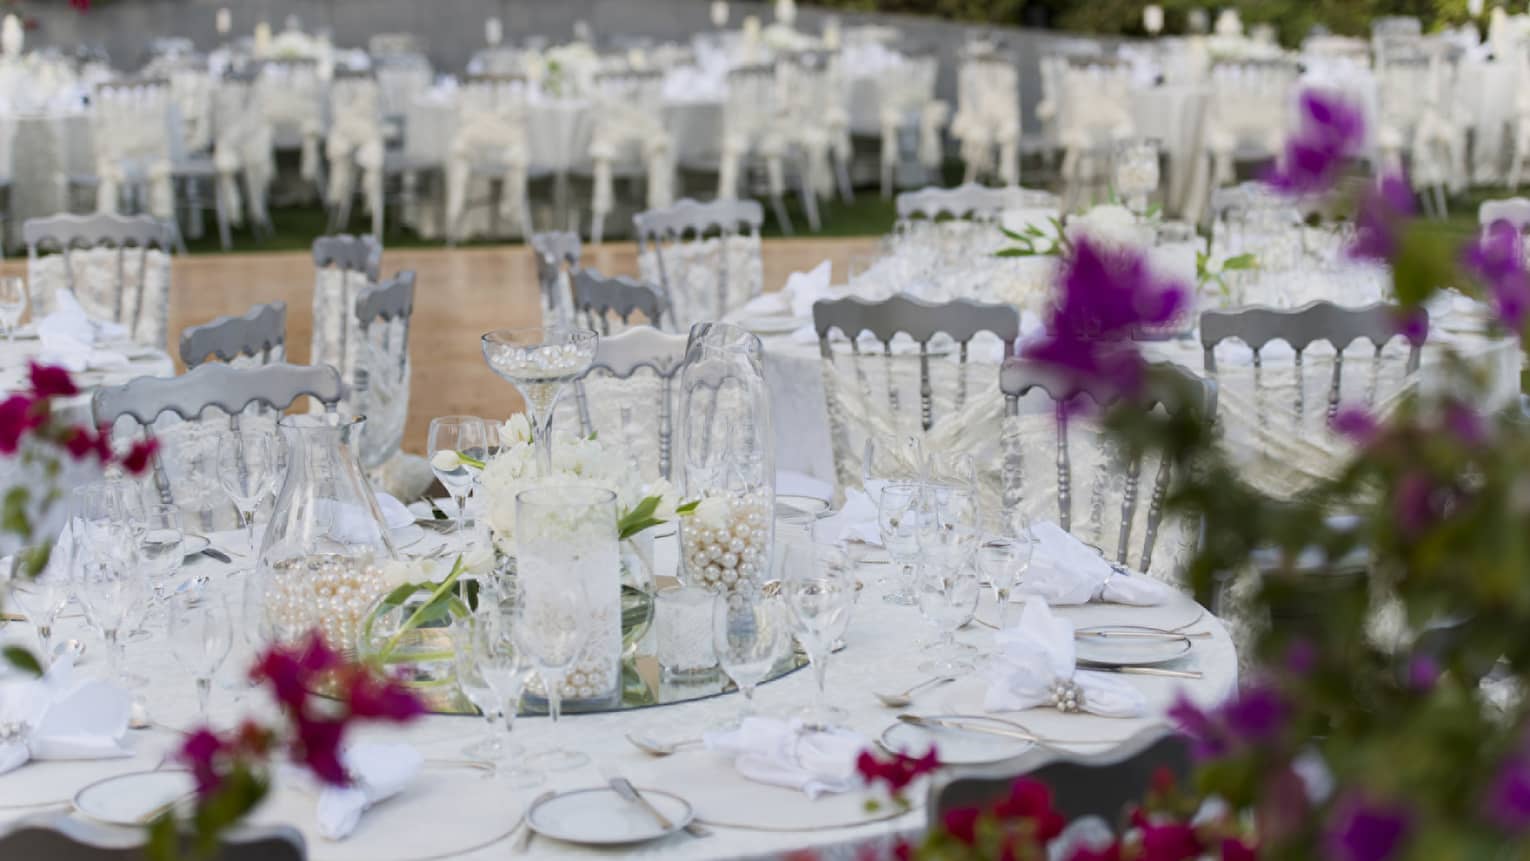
(588, 97, 674, 230)
(92, 84, 175, 220)
(444, 110, 530, 238)
(325, 82, 386, 218)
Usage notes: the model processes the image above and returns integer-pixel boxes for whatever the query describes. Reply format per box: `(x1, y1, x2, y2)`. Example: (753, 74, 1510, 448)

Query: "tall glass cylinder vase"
(677, 323, 775, 593)
(257, 415, 397, 653)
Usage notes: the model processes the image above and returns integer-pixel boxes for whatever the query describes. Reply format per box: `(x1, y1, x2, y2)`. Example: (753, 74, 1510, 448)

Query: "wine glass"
(876, 483, 922, 605)
(712, 585, 788, 728)
(217, 429, 278, 554)
(780, 538, 855, 729)
(428, 416, 488, 535)
(134, 503, 185, 590)
(480, 327, 598, 476)
(71, 518, 146, 685)
(167, 591, 232, 724)
(0, 276, 27, 341)
(455, 597, 546, 787)
(978, 516, 1036, 629)
(513, 484, 611, 771)
(6, 568, 70, 666)
(916, 485, 980, 582)
(915, 563, 982, 675)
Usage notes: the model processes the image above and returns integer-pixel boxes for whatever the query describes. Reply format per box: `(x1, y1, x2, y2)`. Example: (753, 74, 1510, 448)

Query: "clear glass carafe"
(257, 414, 397, 653)
(676, 323, 775, 592)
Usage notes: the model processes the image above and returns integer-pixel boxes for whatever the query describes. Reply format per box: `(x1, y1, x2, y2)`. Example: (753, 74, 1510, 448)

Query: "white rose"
(695, 496, 730, 529)
(382, 559, 420, 587)
(461, 543, 496, 577)
(1204, 257, 1223, 276)
(644, 479, 679, 522)
(1068, 204, 1147, 250)
(429, 450, 461, 471)
(502, 413, 533, 447)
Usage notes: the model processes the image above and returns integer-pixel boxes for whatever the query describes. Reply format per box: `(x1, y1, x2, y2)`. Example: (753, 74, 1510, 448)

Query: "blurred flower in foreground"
(1265, 90, 1365, 195)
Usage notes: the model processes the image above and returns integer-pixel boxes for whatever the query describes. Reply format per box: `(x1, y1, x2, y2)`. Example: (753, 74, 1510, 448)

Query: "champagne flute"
(428, 416, 488, 535)
(0, 276, 27, 341)
(217, 429, 278, 554)
(513, 485, 611, 771)
(781, 538, 855, 729)
(877, 483, 921, 605)
(167, 591, 233, 724)
(712, 585, 788, 728)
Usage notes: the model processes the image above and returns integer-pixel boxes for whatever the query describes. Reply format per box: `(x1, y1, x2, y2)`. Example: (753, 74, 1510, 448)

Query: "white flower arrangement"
(1065, 204, 1153, 251)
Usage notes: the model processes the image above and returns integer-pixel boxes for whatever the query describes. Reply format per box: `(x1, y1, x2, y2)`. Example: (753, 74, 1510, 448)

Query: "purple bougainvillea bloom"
(1265, 90, 1366, 195)
(1331, 405, 1380, 446)
(1393, 307, 1428, 344)
(1443, 401, 1488, 447)
(1222, 684, 1288, 744)
(1285, 639, 1318, 675)
(1407, 654, 1440, 691)
(1487, 756, 1530, 831)
(1350, 174, 1416, 263)
(1023, 237, 1189, 398)
(1167, 693, 1228, 759)
(1324, 795, 1412, 861)
(1463, 219, 1530, 332)
(1393, 472, 1439, 534)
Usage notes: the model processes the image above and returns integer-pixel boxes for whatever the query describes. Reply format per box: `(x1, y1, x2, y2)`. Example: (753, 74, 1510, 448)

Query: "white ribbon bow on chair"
(444, 111, 530, 240)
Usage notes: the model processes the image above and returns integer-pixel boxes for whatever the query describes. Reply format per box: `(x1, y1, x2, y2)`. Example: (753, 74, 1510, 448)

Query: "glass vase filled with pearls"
(677, 323, 775, 593)
(256, 414, 398, 652)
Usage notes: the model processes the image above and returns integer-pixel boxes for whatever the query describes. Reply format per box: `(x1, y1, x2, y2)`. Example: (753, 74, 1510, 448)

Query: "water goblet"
(217, 429, 278, 554)
(712, 585, 788, 728)
(877, 483, 922, 606)
(780, 539, 855, 729)
(71, 525, 147, 686)
(915, 564, 982, 675)
(480, 327, 598, 476)
(5, 569, 70, 665)
(167, 591, 233, 724)
(456, 599, 545, 788)
(0, 276, 27, 341)
(427, 416, 488, 535)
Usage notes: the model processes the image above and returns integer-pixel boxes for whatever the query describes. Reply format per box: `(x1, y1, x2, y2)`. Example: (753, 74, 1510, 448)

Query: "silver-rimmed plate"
(879, 715, 1035, 765)
(776, 494, 831, 517)
(528, 786, 693, 845)
(180, 533, 211, 559)
(1074, 626, 1193, 666)
(72, 769, 197, 826)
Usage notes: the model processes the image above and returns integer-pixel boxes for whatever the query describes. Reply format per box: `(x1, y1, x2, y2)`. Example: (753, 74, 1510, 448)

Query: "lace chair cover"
(636, 199, 765, 329)
(1505, 58, 1530, 191)
(92, 81, 175, 220)
(212, 75, 274, 229)
(26, 217, 174, 349)
(325, 74, 386, 219)
(446, 75, 532, 241)
(777, 50, 851, 201)
(310, 234, 382, 395)
(877, 53, 946, 196)
(256, 59, 323, 182)
(588, 70, 673, 242)
(1407, 53, 1467, 197)
(1055, 58, 1135, 191)
(1036, 41, 1105, 153)
(718, 63, 787, 201)
(373, 53, 432, 120)
(136, 60, 215, 156)
(563, 326, 690, 484)
(951, 53, 1022, 186)
(351, 271, 414, 472)
(1205, 61, 1297, 187)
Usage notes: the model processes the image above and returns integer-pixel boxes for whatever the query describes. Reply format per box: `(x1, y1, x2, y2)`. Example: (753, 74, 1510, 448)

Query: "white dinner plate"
(73, 769, 197, 826)
(180, 533, 211, 559)
(737, 315, 807, 335)
(1073, 626, 1193, 666)
(775, 494, 831, 517)
(528, 786, 693, 845)
(879, 716, 1035, 765)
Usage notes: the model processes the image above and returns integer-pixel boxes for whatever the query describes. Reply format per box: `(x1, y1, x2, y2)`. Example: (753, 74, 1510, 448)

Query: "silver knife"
(513, 790, 555, 852)
(898, 714, 1040, 744)
(609, 776, 674, 830)
(1077, 662, 1203, 679)
(198, 548, 232, 564)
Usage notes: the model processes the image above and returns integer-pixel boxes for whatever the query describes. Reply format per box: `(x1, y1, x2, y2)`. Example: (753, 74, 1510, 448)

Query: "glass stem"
(243, 509, 257, 553)
(533, 410, 555, 477)
(34, 624, 51, 662)
(104, 629, 120, 680)
(196, 677, 212, 720)
(739, 683, 756, 722)
(811, 651, 829, 711)
(546, 673, 564, 725)
(455, 494, 469, 535)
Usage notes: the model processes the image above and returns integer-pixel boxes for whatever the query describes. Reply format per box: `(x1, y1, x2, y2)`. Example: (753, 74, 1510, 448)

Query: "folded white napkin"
(0, 655, 133, 775)
(372, 492, 414, 531)
(1021, 521, 1173, 607)
(742, 260, 834, 319)
(37, 289, 129, 373)
(704, 717, 866, 799)
(984, 600, 1147, 718)
(818, 487, 881, 546)
(316, 742, 422, 840)
(325, 492, 414, 541)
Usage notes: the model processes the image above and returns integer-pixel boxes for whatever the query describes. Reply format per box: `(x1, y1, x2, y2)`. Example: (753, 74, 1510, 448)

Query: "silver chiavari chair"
(895, 182, 1058, 223)
(530, 231, 581, 327)
(567, 326, 690, 483)
(24, 213, 178, 349)
(634, 197, 764, 329)
(179, 301, 287, 368)
(570, 267, 668, 335)
(351, 270, 415, 472)
(0, 812, 305, 861)
(310, 233, 382, 388)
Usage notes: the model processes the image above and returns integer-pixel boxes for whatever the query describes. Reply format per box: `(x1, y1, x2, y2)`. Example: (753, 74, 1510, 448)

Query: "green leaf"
(675, 500, 700, 515)
(995, 248, 1036, 258)
(454, 450, 486, 470)
(1222, 253, 1258, 271)
(2, 646, 41, 676)
(378, 583, 421, 610)
(18, 543, 49, 579)
(1, 486, 29, 538)
(998, 225, 1026, 241)
(619, 517, 666, 541)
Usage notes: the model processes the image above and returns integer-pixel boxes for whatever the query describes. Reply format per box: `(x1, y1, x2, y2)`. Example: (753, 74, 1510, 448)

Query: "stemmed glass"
(780, 538, 855, 729)
(480, 327, 598, 476)
(0, 276, 27, 341)
(6, 567, 70, 665)
(712, 585, 788, 728)
(217, 429, 278, 554)
(915, 563, 982, 674)
(428, 416, 488, 535)
(454, 595, 545, 787)
(71, 517, 147, 685)
(167, 591, 232, 723)
(978, 516, 1036, 629)
(513, 484, 610, 771)
(877, 483, 922, 605)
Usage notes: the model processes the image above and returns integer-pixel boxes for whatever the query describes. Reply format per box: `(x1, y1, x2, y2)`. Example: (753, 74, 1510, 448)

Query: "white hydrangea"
(478, 426, 644, 554)
(1066, 204, 1151, 251)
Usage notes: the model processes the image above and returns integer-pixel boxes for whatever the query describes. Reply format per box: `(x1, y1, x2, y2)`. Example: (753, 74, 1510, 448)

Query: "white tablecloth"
(0, 333, 172, 426)
(0, 529, 1236, 859)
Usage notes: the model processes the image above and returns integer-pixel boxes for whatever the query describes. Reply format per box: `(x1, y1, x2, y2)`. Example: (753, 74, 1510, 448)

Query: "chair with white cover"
(779, 49, 853, 206)
(1055, 55, 1135, 207)
(325, 69, 387, 239)
(587, 68, 674, 244)
(812, 295, 1019, 502)
(211, 70, 275, 239)
(1372, 16, 1424, 64)
(718, 62, 815, 234)
(998, 358, 1214, 574)
(310, 233, 382, 391)
(179, 301, 287, 368)
(24, 213, 176, 348)
(566, 325, 689, 484)
(1204, 59, 1298, 192)
(1479, 197, 1530, 232)
(255, 58, 325, 200)
(531, 231, 581, 327)
(895, 183, 1057, 223)
(951, 50, 1022, 187)
(634, 197, 764, 329)
(1394, 49, 1467, 216)
(445, 74, 535, 243)
(877, 52, 947, 197)
(1035, 40, 1105, 166)
(91, 80, 177, 229)
(350, 270, 415, 473)
(570, 267, 668, 335)
(0, 812, 305, 861)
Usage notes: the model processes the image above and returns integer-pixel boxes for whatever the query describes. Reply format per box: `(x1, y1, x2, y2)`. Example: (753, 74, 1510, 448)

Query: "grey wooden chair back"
(351, 270, 415, 471)
(999, 358, 1214, 572)
(1479, 197, 1530, 231)
(895, 183, 1057, 221)
(311, 233, 382, 279)
(530, 230, 581, 327)
(634, 197, 764, 324)
(568, 325, 690, 481)
(179, 301, 287, 368)
(1199, 301, 1425, 427)
(0, 813, 305, 861)
(928, 728, 1192, 834)
(24, 213, 177, 345)
(571, 267, 667, 335)
(311, 233, 382, 390)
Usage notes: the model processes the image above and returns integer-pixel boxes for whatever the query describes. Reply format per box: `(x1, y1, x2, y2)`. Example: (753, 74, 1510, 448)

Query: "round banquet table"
(0, 530, 1236, 860)
(0, 333, 173, 427)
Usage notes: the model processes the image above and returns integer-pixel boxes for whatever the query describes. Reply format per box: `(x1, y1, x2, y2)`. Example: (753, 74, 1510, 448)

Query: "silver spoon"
(625, 732, 704, 757)
(875, 675, 955, 708)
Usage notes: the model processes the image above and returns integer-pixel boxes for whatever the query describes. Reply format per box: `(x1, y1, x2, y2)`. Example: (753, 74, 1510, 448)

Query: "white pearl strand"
(681, 491, 771, 592)
(263, 554, 389, 652)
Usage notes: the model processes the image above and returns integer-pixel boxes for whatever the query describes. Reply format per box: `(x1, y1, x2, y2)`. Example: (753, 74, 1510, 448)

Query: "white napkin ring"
(1050, 679, 1084, 714)
(0, 722, 25, 744)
